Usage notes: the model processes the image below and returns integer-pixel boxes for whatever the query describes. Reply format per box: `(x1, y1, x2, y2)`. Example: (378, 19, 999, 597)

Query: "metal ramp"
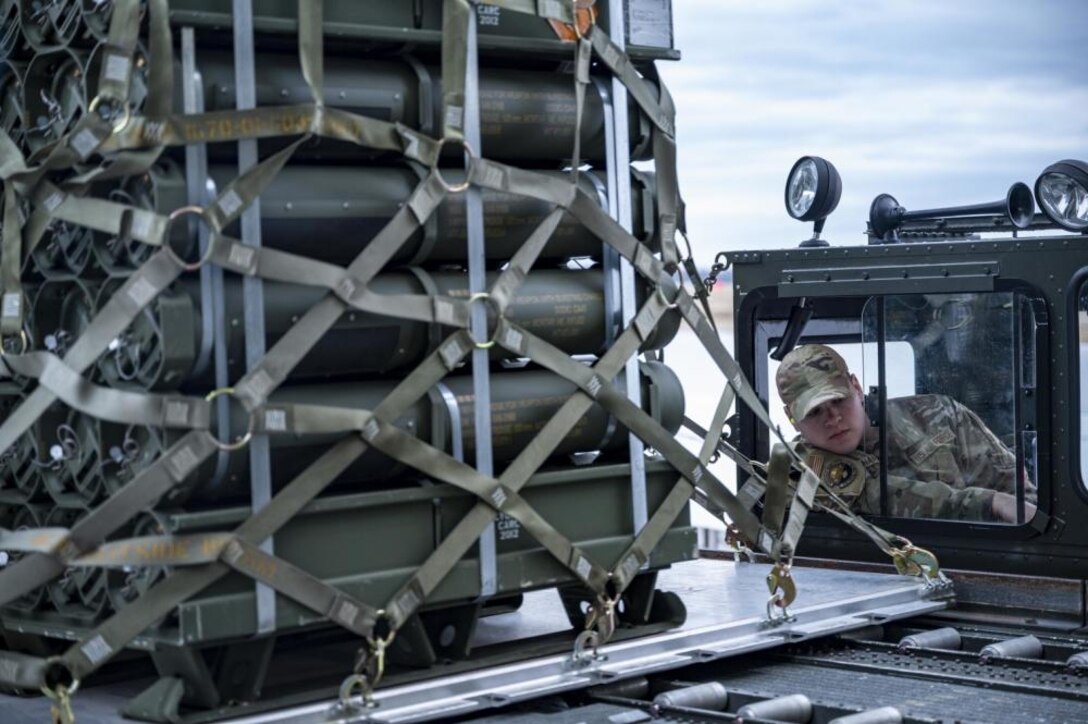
(226, 558, 951, 723)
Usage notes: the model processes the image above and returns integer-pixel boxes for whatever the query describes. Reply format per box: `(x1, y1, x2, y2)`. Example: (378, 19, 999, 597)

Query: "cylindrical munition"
(1067, 651, 1088, 668)
(32, 407, 103, 508)
(159, 360, 685, 505)
(736, 694, 813, 723)
(30, 280, 96, 369)
(1, 60, 26, 151)
(23, 47, 85, 155)
(45, 505, 113, 620)
(96, 269, 678, 391)
(26, 210, 96, 278)
(4, 504, 49, 612)
(80, 0, 122, 44)
(653, 682, 729, 711)
(828, 707, 903, 724)
(5, 434, 47, 501)
(980, 634, 1043, 660)
(205, 164, 656, 266)
(97, 161, 656, 271)
(897, 627, 961, 650)
(188, 51, 650, 164)
(105, 512, 169, 612)
(19, 0, 83, 52)
(98, 421, 167, 498)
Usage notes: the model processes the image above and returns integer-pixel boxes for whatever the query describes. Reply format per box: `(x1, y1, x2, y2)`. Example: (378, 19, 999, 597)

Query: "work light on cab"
(1035, 159, 1088, 232)
(784, 156, 842, 247)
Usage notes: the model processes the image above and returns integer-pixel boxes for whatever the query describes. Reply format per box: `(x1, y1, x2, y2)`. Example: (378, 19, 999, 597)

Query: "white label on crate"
(362, 419, 380, 442)
(490, 487, 507, 509)
(626, 0, 674, 49)
(478, 5, 500, 26)
(539, 0, 563, 19)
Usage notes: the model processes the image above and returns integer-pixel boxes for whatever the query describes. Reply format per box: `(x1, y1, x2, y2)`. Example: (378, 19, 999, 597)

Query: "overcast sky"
(654, 0, 1088, 261)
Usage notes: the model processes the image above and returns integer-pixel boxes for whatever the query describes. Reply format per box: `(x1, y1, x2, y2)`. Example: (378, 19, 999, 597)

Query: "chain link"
(703, 252, 731, 295)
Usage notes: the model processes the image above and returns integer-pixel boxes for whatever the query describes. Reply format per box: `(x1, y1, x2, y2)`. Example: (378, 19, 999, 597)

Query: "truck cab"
(729, 157, 1088, 589)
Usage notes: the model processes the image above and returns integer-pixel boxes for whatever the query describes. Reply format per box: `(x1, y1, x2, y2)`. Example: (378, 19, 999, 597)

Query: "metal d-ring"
(466, 292, 499, 349)
(163, 206, 216, 272)
(0, 329, 29, 356)
(87, 95, 133, 135)
(433, 136, 475, 194)
(204, 387, 254, 452)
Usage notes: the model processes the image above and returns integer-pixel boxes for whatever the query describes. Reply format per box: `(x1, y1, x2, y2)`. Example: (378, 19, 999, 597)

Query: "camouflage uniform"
(777, 345, 1032, 522)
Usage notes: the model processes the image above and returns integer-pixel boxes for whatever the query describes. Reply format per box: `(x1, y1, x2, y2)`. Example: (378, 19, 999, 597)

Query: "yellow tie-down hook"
(765, 561, 797, 625)
(890, 539, 951, 590)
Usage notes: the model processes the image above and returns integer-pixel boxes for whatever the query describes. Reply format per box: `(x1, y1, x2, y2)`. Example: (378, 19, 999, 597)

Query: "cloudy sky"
(654, 0, 1088, 260)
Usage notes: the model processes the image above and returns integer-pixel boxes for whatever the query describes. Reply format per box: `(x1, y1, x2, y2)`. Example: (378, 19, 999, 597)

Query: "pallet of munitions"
(0, 1, 845, 722)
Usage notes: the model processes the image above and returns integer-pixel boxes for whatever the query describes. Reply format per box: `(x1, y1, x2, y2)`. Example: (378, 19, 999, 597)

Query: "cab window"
(758, 290, 1038, 526)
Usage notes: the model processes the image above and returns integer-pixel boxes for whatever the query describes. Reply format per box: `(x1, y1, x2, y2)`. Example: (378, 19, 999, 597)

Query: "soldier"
(776, 344, 1037, 523)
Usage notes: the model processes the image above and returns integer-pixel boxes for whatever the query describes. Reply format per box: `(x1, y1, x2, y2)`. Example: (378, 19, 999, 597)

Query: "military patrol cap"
(776, 344, 855, 422)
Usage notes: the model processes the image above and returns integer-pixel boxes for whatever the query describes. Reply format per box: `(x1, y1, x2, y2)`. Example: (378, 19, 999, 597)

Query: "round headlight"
(1034, 159, 1088, 231)
(784, 156, 842, 222)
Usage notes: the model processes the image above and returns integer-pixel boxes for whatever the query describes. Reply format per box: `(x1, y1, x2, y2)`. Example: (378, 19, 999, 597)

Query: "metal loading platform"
(0, 557, 949, 723)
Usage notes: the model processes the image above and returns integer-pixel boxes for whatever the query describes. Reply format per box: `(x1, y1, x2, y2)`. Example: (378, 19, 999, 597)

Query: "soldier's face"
(792, 376, 867, 454)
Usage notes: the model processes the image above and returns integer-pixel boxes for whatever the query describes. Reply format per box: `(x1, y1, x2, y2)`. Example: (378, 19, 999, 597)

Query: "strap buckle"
(764, 561, 797, 625)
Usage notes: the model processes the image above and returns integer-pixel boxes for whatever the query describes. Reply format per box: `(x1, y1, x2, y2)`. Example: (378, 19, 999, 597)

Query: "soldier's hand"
(991, 492, 1037, 523)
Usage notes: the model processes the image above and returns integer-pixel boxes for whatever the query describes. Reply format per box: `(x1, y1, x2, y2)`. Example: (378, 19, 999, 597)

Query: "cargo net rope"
(0, 0, 946, 712)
